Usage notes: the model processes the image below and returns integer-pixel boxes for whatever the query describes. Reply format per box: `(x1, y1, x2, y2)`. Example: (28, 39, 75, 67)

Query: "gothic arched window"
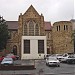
(29, 20, 34, 35)
(35, 24, 39, 35)
(24, 24, 27, 35)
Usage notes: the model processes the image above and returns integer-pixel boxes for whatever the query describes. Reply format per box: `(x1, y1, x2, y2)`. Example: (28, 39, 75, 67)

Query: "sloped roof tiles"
(6, 21, 52, 30)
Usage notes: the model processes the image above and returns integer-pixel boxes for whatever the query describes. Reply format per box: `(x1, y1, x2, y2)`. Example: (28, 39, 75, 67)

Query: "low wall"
(0, 65, 35, 70)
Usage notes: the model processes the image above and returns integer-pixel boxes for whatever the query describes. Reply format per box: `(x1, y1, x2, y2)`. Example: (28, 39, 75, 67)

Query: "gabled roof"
(6, 21, 52, 30)
(6, 21, 18, 30)
(23, 5, 39, 16)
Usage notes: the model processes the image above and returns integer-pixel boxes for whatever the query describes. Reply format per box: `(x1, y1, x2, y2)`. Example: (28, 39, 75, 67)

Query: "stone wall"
(52, 21, 73, 54)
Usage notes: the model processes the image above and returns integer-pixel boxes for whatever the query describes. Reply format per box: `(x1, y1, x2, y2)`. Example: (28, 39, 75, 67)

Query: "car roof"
(48, 56, 57, 59)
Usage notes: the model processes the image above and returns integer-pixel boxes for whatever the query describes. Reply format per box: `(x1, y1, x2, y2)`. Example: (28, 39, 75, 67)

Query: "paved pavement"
(0, 60, 75, 75)
(14, 59, 35, 65)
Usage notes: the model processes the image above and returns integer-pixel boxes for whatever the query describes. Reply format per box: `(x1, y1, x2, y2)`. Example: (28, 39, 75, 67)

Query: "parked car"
(1, 57, 13, 65)
(0, 56, 4, 62)
(6, 53, 19, 60)
(66, 55, 75, 64)
(57, 53, 69, 62)
(58, 54, 75, 63)
(46, 57, 60, 67)
(51, 54, 63, 59)
(74, 54, 75, 57)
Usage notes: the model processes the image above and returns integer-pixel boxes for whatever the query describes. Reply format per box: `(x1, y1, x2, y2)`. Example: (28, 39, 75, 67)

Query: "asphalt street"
(0, 60, 75, 75)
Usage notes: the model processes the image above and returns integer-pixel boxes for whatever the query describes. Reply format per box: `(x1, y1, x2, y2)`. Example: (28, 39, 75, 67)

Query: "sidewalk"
(0, 60, 45, 75)
(14, 59, 35, 65)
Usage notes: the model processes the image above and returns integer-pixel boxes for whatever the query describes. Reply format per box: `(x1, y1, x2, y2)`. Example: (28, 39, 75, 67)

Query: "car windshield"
(47, 57, 57, 60)
(57, 54, 63, 56)
(3, 58, 12, 61)
(4, 60, 12, 61)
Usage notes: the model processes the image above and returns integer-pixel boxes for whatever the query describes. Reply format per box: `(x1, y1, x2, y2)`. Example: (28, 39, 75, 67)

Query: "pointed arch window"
(29, 20, 34, 35)
(35, 24, 39, 35)
(24, 24, 27, 35)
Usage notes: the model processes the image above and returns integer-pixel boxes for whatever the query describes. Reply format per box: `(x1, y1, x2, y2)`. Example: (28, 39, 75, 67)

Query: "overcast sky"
(0, 0, 74, 24)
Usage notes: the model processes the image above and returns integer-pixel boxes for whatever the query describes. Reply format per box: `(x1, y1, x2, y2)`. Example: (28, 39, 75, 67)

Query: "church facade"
(6, 5, 73, 59)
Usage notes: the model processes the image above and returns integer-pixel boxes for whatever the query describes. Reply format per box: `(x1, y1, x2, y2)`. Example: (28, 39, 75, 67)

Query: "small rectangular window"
(64, 25, 68, 30)
(57, 26, 58, 31)
(64, 25, 65, 30)
(57, 25, 60, 31)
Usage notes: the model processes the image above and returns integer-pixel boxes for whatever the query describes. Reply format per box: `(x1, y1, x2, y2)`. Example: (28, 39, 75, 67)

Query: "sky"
(0, 0, 74, 24)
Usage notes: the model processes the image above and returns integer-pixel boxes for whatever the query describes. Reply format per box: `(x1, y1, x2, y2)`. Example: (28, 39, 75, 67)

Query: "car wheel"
(57, 65, 60, 67)
(72, 61, 75, 64)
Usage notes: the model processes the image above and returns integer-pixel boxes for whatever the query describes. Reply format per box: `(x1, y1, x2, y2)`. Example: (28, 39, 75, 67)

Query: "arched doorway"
(13, 45, 17, 55)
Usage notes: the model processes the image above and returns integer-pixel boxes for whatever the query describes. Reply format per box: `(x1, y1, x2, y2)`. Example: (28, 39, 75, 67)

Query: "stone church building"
(6, 5, 73, 59)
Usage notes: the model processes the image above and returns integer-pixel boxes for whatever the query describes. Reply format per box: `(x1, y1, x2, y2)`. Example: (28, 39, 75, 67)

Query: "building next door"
(13, 45, 17, 55)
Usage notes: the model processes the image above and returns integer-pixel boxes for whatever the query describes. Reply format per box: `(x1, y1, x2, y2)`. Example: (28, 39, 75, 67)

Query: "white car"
(51, 54, 63, 59)
(66, 55, 75, 64)
(57, 53, 69, 62)
(1, 57, 13, 65)
(58, 55, 74, 63)
(46, 57, 60, 67)
(74, 54, 75, 57)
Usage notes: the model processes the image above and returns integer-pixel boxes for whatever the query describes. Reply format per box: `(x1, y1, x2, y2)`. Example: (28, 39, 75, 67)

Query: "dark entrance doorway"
(13, 45, 17, 55)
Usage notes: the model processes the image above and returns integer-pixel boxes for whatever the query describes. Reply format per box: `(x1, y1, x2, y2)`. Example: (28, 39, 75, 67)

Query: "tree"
(0, 16, 8, 52)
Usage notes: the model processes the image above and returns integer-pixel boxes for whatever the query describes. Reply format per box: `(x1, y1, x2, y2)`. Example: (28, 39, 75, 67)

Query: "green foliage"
(0, 16, 8, 51)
